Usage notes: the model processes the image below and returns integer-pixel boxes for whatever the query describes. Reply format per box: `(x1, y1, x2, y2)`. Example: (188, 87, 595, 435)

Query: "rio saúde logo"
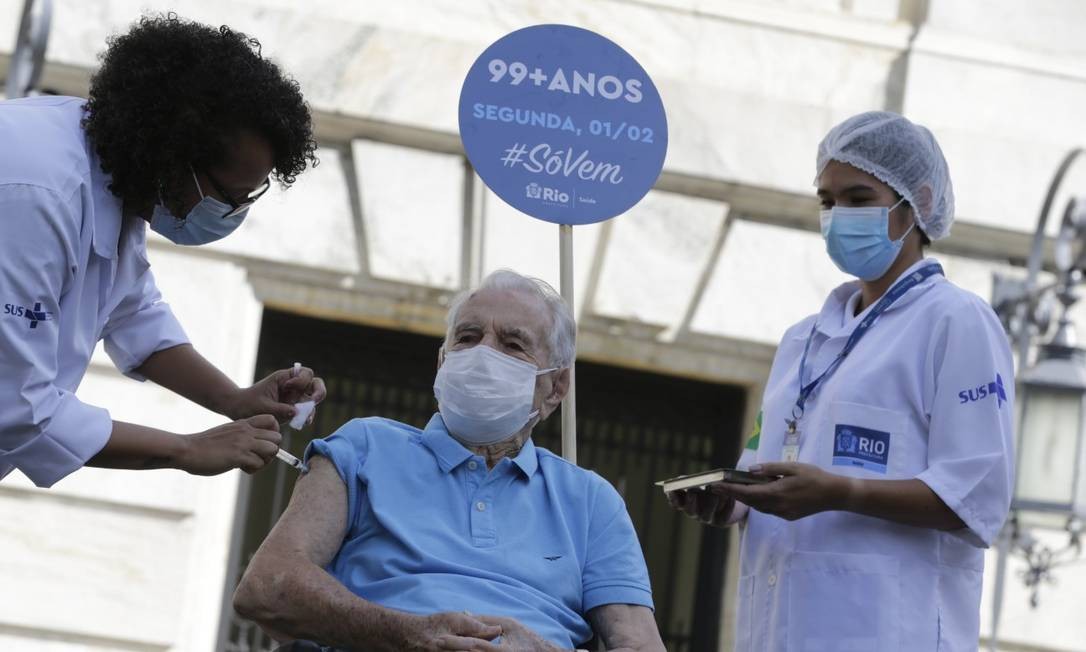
(525, 182, 573, 207)
(3, 302, 54, 329)
(959, 373, 1007, 408)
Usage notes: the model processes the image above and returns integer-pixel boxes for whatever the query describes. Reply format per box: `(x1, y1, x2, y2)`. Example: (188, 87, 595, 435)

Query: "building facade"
(2, 0, 1086, 650)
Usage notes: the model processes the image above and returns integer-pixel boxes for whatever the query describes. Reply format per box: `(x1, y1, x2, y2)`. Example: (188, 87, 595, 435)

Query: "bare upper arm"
(587, 604, 665, 652)
(253, 455, 348, 567)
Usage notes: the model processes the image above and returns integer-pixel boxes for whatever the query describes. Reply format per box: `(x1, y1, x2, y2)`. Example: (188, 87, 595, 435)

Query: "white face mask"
(433, 345, 557, 446)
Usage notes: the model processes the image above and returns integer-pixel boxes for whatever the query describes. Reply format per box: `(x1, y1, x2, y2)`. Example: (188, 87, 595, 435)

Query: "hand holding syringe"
(275, 362, 316, 473)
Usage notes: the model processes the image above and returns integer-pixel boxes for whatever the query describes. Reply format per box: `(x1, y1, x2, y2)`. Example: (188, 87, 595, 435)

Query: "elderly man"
(233, 270, 664, 652)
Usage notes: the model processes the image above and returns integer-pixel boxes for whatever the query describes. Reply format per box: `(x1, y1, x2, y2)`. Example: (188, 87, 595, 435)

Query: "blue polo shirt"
(304, 414, 653, 648)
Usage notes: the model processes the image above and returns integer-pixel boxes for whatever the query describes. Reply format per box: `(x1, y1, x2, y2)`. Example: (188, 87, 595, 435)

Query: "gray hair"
(444, 269, 576, 368)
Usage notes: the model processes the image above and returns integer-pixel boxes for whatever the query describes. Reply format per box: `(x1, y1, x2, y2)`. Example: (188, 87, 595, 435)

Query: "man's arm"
(232, 455, 501, 651)
(588, 604, 665, 652)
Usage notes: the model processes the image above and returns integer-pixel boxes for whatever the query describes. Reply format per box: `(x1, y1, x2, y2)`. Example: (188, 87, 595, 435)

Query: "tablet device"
(655, 468, 775, 492)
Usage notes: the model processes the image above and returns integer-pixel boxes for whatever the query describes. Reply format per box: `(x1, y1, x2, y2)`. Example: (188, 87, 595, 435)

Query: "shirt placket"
(468, 457, 500, 547)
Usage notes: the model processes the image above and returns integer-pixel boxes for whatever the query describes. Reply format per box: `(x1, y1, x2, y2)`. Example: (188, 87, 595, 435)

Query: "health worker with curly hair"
(0, 14, 325, 487)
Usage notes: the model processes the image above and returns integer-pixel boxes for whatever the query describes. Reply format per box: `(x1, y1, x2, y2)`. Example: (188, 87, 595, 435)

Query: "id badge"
(782, 431, 800, 462)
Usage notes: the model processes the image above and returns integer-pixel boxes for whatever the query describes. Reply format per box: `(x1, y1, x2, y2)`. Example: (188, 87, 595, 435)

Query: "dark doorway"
(225, 309, 746, 652)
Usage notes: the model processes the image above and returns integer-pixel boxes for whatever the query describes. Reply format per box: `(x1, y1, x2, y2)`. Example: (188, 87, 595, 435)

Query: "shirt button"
(768, 573, 778, 587)
(476, 501, 487, 512)
(468, 461, 478, 470)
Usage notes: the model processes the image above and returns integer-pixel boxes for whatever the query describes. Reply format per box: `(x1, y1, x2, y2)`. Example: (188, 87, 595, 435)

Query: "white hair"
(444, 269, 576, 368)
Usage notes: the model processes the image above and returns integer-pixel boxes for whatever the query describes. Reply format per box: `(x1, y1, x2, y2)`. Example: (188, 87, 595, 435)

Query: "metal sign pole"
(457, 25, 667, 467)
(560, 224, 577, 463)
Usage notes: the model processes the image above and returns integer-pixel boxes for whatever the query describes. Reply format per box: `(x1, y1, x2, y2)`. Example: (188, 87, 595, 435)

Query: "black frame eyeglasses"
(190, 165, 271, 219)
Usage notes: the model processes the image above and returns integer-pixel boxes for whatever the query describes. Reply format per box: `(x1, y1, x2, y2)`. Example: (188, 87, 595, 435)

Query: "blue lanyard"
(791, 263, 944, 426)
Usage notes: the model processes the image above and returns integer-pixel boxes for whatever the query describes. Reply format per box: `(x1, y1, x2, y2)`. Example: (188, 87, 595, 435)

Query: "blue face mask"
(149, 169, 249, 246)
(819, 197, 913, 281)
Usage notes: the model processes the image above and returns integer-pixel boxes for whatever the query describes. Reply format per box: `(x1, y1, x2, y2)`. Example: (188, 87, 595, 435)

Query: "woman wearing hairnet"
(669, 112, 1014, 650)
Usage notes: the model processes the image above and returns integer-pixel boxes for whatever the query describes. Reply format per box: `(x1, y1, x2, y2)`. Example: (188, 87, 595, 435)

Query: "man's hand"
(177, 415, 283, 475)
(387, 611, 501, 651)
(437, 615, 560, 651)
(715, 463, 846, 521)
(224, 365, 327, 424)
(668, 485, 736, 528)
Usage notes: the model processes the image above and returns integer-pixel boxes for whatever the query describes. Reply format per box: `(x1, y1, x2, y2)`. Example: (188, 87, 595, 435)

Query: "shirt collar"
(841, 289, 863, 328)
(89, 149, 124, 260)
(421, 414, 539, 479)
(511, 437, 539, 478)
(816, 257, 943, 337)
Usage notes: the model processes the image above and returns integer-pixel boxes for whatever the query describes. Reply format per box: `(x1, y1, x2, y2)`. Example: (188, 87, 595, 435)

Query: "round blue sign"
(458, 25, 668, 225)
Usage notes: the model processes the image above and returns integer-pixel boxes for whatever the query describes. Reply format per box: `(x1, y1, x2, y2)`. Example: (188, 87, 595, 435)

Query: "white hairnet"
(816, 111, 955, 240)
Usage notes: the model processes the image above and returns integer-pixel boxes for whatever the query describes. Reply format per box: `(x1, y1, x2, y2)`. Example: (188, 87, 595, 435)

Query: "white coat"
(0, 96, 188, 487)
(735, 258, 1015, 651)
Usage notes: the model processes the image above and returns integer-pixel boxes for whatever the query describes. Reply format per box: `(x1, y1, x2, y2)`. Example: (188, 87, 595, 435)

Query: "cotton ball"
(289, 400, 316, 430)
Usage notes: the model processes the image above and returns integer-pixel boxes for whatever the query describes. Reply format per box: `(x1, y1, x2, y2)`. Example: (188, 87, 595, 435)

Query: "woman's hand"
(717, 463, 849, 521)
(135, 346, 326, 427)
(177, 415, 283, 475)
(224, 365, 327, 424)
(89, 416, 282, 474)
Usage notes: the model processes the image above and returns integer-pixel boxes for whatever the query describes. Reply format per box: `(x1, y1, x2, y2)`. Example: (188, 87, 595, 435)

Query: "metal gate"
(224, 309, 745, 652)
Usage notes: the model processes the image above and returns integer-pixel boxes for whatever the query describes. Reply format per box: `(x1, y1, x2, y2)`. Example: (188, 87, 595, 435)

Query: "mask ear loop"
(524, 363, 564, 429)
(889, 196, 916, 244)
(894, 221, 917, 244)
(532, 363, 572, 429)
(189, 165, 207, 200)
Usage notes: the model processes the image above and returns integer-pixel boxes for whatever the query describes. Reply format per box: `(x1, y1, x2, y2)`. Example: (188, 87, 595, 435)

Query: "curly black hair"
(82, 13, 317, 208)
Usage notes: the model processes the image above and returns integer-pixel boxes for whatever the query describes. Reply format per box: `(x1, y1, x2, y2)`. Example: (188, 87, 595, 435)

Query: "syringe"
(276, 447, 308, 472)
(273, 361, 310, 473)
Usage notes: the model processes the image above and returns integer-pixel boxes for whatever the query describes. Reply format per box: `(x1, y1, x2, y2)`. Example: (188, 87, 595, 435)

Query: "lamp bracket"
(1008, 515, 1086, 608)
(992, 274, 1054, 341)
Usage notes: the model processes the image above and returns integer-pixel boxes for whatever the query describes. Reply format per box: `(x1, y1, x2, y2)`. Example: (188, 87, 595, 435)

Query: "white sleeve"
(0, 183, 112, 487)
(916, 297, 1015, 548)
(101, 262, 189, 382)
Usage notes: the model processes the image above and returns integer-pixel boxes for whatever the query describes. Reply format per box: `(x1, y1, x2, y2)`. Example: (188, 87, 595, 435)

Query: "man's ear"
(538, 368, 571, 420)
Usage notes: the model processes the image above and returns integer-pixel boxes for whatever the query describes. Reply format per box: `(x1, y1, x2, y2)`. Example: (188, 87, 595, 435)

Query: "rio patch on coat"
(832, 424, 890, 474)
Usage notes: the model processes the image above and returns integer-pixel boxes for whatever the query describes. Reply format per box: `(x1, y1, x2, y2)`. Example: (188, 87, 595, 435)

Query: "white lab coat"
(734, 258, 1015, 651)
(0, 96, 189, 488)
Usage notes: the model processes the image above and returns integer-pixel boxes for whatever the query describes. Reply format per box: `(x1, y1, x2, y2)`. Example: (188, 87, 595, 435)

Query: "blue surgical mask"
(149, 169, 249, 246)
(819, 197, 913, 281)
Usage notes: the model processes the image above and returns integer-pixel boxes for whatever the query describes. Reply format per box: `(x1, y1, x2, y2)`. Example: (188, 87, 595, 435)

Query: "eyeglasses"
(190, 165, 271, 219)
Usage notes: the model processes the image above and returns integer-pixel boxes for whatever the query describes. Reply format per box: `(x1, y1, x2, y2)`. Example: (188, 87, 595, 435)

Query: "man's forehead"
(455, 288, 549, 334)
